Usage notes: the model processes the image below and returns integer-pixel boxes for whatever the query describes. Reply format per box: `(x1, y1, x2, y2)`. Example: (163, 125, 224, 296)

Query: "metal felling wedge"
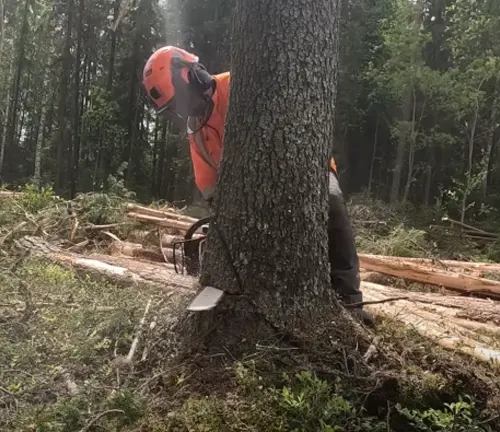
(187, 286, 225, 312)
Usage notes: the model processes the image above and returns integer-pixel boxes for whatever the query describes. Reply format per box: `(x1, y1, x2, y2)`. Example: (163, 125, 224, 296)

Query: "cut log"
(125, 203, 199, 225)
(109, 241, 165, 263)
(359, 253, 500, 273)
(362, 282, 500, 364)
(159, 233, 203, 247)
(14, 236, 194, 293)
(126, 212, 193, 233)
(364, 305, 500, 364)
(126, 230, 155, 244)
(109, 240, 182, 263)
(359, 254, 500, 298)
(361, 281, 500, 326)
(12, 235, 500, 365)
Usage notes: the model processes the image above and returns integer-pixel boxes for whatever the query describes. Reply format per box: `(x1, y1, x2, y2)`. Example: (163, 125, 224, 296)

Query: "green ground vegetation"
(1, 187, 500, 432)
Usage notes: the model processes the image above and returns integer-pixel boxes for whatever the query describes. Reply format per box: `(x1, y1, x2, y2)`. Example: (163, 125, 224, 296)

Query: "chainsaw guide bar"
(187, 286, 225, 311)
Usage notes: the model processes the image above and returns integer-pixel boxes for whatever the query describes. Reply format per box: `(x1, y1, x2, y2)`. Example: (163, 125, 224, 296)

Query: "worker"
(142, 46, 374, 327)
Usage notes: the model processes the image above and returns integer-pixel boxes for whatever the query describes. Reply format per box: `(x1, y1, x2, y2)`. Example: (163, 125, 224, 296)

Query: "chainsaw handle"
(184, 216, 212, 240)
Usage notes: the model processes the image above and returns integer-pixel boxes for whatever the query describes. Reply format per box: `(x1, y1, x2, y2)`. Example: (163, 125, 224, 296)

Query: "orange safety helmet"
(142, 46, 214, 118)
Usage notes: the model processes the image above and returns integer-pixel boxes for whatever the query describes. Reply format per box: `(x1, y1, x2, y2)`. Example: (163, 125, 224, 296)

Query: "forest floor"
(1, 186, 500, 432)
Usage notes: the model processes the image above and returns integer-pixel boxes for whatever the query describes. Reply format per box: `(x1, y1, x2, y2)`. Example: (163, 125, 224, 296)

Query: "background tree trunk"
(55, 0, 74, 195)
(196, 0, 341, 343)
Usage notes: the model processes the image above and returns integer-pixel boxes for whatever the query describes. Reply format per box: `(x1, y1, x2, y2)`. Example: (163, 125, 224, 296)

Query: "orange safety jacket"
(187, 71, 339, 201)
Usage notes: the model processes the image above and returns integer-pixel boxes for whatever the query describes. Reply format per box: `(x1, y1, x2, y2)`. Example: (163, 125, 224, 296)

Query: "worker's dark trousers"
(327, 171, 363, 305)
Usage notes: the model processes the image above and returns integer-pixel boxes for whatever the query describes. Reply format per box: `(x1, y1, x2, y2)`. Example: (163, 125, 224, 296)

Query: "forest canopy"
(1, 0, 500, 224)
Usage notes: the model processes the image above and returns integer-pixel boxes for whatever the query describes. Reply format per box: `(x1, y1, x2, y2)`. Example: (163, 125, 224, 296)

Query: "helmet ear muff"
(188, 65, 213, 95)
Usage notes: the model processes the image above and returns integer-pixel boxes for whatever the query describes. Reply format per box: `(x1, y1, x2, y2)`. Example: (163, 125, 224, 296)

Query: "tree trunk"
(390, 0, 423, 204)
(423, 121, 435, 207)
(390, 90, 411, 203)
(460, 93, 481, 224)
(0, 0, 5, 60)
(33, 60, 52, 189)
(124, 1, 142, 186)
(55, 0, 74, 195)
(403, 89, 423, 203)
(100, 0, 120, 187)
(0, 60, 13, 176)
(481, 77, 500, 199)
(107, 0, 119, 92)
(70, 0, 84, 199)
(193, 0, 345, 348)
(156, 120, 168, 197)
(1, 0, 30, 177)
(151, 119, 160, 197)
(367, 118, 379, 195)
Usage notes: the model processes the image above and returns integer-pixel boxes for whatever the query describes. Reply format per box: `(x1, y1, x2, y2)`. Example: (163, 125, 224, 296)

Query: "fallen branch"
(464, 233, 497, 242)
(0, 385, 18, 409)
(68, 215, 79, 243)
(363, 336, 381, 362)
(101, 231, 123, 243)
(441, 216, 497, 236)
(344, 296, 409, 308)
(79, 409, 125, 432)
(85, 222, 129, 230)
(67, 239, 90, 252)
(0, 221, 28, 247)
(359, 254, 500, 298)
(126, 296, 153, 364)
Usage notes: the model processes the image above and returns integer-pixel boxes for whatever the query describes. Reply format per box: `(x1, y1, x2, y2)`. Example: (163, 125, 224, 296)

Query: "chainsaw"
(172, 216, 210, 276)
(171, 216, 225, 312)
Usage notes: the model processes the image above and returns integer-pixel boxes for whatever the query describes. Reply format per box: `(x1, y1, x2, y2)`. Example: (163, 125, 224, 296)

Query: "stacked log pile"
(111, 204, 208, 265)
(120, 204, 500, 299)
(13, 203, 500, 365)
(125, 203, 203, 234)
(358, 254, 500, 299)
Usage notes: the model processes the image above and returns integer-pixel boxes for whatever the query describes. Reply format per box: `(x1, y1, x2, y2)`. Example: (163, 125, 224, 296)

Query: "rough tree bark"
(55, 0, 74, 194)
(70, 0, 84, 199)
(188, 0, 353, 349)
(367, 118, 379, 194)
(0, 0, 29, 178)
(33, 57, 52, 189)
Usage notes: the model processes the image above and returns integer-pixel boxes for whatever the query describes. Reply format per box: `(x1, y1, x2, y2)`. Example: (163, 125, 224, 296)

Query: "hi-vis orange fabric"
(187, 72, 229, 200)
(187, 71, 339, 200)
(329, 157, 338, 176)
